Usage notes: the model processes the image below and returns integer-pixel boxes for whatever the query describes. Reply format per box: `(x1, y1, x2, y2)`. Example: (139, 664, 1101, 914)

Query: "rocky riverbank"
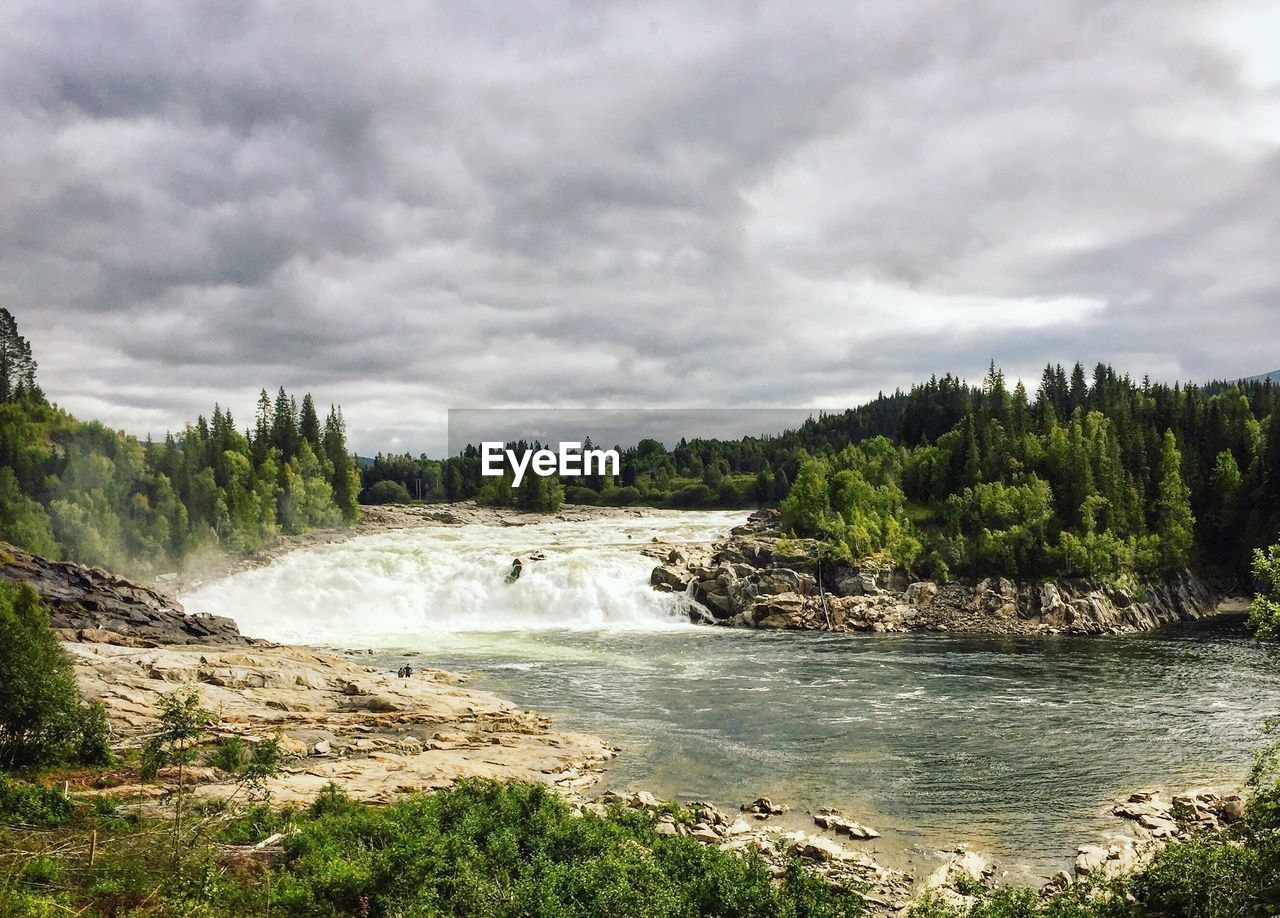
(650, 510, 1238, 635)
(66, 640, 618, 807)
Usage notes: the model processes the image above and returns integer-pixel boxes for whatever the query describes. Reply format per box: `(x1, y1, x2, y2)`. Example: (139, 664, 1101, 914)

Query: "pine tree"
(299, 393, 322, 448)
(0, 308, 39, 402)
(252, 389, 272, 464)
(323, 406, 359, 521)
(1154, 430, 1195, 571)
(271, 387, 299, 459)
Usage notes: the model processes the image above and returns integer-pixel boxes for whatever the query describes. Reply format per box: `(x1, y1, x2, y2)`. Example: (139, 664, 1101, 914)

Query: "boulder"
(813, 807, 881, 839)
(905, 581, 938, 609)
(750, 593, 810, 629)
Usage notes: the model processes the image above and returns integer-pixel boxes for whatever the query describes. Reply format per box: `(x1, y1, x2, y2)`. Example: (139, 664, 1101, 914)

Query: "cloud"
(2, 0, 1277, 454)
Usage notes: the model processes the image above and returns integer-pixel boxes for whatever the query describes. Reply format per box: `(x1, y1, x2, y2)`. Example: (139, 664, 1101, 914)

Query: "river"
(183, 511, 1280, 880)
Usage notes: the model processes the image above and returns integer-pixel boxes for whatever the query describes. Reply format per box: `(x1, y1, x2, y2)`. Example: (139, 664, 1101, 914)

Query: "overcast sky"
(3, 1, 1278, 455)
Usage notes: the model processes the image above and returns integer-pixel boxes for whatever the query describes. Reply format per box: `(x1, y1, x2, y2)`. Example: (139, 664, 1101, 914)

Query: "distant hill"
(1246, 370, 1280, 383)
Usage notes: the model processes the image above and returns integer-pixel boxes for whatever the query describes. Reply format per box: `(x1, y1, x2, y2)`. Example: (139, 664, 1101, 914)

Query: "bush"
(75, 700, 113, 767)
(0, 776, 72, 826)
(599, 486, 641, 506)
(0, 583, 80, 768)
(1247, 545, 1280, 640)
(269, 779, 864, 916)
(361, 479, 411, 505)
(668, 483, 717, 508)
(209, 735, 246, 773)
(562, 485, 600, 505)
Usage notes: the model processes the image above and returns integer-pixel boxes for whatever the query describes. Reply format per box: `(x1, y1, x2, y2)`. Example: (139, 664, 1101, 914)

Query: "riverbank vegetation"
(0, 309, 359, 576)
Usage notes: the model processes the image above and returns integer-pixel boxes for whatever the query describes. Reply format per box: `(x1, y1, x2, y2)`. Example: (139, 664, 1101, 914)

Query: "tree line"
(364, 360, 1279, 583)
(0, 310, 358, 575)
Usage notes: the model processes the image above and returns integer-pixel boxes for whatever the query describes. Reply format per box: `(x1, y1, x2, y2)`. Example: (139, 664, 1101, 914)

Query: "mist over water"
(184, 513, 1280, 879)
(184, 512, 742, 643)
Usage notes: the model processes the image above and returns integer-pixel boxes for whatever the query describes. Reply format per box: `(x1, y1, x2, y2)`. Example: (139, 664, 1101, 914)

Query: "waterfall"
(181, 512, 747, 645)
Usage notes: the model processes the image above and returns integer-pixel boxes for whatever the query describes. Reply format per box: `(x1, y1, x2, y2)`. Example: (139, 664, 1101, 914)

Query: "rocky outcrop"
(67, 641, 616, 806)
(650, 512, 1226, 636)
(1059, 787, 1243, 890)
(0, 542, 248, 645)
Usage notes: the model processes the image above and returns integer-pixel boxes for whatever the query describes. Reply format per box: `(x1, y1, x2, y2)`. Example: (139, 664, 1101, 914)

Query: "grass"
(0, 776, 869, 917)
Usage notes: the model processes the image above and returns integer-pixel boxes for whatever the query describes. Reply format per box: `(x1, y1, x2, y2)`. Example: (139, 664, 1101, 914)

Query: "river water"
(183, 511, 1280, 880)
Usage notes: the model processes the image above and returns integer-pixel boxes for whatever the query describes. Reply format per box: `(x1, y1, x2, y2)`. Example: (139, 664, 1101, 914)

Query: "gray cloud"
(2, 0, 1278, 454)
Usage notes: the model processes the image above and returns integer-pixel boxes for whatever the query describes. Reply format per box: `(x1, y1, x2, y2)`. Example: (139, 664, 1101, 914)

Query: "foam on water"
(181, 511, 747, 645)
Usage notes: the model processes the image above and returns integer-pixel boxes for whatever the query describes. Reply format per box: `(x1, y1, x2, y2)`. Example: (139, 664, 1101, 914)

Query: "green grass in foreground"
(2, 735, 1280, 917)
(0, 777, 866, 917)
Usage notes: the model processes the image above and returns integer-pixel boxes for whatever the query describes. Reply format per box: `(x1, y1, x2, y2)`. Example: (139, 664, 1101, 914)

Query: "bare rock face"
(68, 641, 616, 806)
(649, 515, 1224, 636)
(0, 542, 248, 645)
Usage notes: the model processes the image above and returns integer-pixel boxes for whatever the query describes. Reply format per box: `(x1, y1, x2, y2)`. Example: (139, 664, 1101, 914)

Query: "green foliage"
(0, 583, 81, 769)
(269, 779, 864, 916)
(74, 700, 114, 767)
(516, 470, 564, 513)
(362, 478, 411, 505)
(563, 484, 600, 505)
(781, 446, 921, 570)
(209, 735, 246, 773)
(141, 689, 211, 784)
(0, 776, 72, 826)
(140, 688, 213, 867)
(1247, 545, 1280, 641)
(0, 308, 356, 574)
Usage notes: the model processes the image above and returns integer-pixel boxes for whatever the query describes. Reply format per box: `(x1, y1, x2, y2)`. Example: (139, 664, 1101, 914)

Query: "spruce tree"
(1154, 430, 1195, 571)
(0, 308, 39, 402)
(299, 393, 322, 448)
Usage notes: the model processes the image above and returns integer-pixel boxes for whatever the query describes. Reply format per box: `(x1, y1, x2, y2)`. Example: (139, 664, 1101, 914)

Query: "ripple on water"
(183, 515, 1280, 880)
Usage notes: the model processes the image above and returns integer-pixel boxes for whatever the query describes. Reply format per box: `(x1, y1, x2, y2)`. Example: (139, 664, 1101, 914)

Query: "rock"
(660, 511, 1223, 637)
(905, 581, 938, 608)
(0, 542, 249, 645)
(278, 735, 308, 757)
(750, 592, 810, 629)
(781, 831, 851, 862)
(311, 739, 332, 755)
(690, 825, 722, 843)
(813, 807, 880, 839)
(1075, 839, 1144, 879)
(1221, 795, 1246, 822)
(927, 846, 992, 889)
(1041, 870, 1072, 894)
(741, 797, 789, 816)
(654, 820, 678, 837)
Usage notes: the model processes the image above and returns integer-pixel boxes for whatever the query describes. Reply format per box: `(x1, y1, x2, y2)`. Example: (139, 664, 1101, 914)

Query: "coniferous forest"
(425, 362, 1279, 584)
(0, 309, 359, 576)
(4, 303, 1279, 585)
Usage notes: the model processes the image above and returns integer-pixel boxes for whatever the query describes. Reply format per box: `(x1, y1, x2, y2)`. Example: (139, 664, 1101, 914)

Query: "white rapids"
(181, 511, 747, 645)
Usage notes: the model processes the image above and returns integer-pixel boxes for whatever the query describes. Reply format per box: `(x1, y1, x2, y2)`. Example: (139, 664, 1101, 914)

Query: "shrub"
(209, 735, 246, 773)
(268, 779, 865, 916)
(563, 485, 600, 505)
(668, 483, 717, 508)
(1247, 545, 1280, 640)
(599, 486, 640, 506)
(0, 583, 80, 768)
(361, 479, 411, 505)
(0, 776, 72, 826)
(75, 700, 114, 767)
